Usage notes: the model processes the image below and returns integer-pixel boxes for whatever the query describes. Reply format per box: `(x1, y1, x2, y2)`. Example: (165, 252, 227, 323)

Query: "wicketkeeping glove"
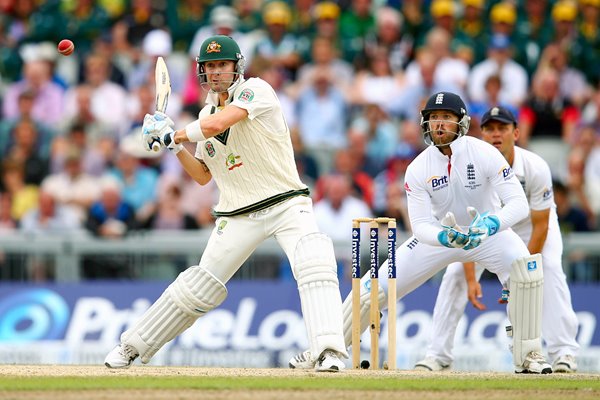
(465, 207, 500, 249)
(437, 212, 470, 249)
(142, 112, 175, 151)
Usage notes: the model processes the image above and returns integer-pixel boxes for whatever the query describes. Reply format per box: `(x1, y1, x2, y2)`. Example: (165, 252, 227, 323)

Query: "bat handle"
(151, 138, 161, 152)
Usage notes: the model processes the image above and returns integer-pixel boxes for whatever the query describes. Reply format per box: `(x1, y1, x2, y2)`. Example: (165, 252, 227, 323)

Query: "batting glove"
(437, 212, 470, 249)
(162, 131, 184, 154)
(142, 112, 175, 151)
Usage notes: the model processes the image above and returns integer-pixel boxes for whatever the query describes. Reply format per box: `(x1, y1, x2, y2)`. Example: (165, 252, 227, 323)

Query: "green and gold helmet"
(196, 35, 246, 92)
(197, 35, 242, 63)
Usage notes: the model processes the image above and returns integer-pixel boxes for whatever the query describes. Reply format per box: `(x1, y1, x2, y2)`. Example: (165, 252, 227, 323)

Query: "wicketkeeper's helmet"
(420, 91, 471, 146)
(196, 35, 246, 91)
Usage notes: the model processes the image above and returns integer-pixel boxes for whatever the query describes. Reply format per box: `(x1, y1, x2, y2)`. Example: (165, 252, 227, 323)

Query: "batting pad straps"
(342, 280, 386, 347)
(121, 266, 227, 363)
(509, 253, 544, 366)
(293, 233, 348, 359)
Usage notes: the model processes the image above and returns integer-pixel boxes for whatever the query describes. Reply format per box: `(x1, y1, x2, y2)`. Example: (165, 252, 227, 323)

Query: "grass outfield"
(0, 366, 599, 400)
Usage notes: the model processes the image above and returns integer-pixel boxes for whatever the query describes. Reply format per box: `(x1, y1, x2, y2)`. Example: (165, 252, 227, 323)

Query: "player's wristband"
(185, 120, 206, 142)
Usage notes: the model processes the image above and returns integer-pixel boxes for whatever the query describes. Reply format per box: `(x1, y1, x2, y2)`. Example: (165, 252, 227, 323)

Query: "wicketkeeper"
(290, 92, 553, 374)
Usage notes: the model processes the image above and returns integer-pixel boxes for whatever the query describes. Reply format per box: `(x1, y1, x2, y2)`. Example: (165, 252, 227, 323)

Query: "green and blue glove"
(438, 212, 470, 249)
(464, 207, 500, 250)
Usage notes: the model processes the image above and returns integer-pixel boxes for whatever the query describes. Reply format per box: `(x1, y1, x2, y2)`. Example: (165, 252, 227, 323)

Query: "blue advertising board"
(0, 281, 598, 371)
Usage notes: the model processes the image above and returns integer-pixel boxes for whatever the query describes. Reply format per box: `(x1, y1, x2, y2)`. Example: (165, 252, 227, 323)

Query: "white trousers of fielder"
(346, 229, 543, 368)
(425, 227, 579, 365)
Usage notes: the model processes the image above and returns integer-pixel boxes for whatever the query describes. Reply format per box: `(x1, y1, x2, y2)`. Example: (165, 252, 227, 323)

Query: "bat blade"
(155, 56, 171, 113)
(151, 56, 171, 151)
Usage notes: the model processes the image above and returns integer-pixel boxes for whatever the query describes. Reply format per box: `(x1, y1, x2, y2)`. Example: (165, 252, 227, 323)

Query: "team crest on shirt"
(205, 141, 216, 157)
(427, 175, 448, 191)
(464, 163, 481, 190)
(238, 88, 254, 103)
(543, 187, 553, 200)
(225, 153, 243, 170)
(206, 41, 221, 53)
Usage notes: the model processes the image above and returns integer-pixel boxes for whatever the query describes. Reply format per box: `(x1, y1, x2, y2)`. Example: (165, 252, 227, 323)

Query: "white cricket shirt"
(404, 135, 529, 246)
(510, 146, 559, 242)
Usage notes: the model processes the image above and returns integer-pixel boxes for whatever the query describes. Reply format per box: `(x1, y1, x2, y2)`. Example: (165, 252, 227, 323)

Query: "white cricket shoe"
(553, 355, 577, 373)
(515, 351, 553, 374)
(315, 350, 345, 372)
(414, 357, 450, 371)
(289, 350, 315, 369)
(104, 343, 139, 369)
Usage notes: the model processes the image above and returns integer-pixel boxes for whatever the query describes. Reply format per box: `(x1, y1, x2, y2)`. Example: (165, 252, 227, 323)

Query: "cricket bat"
(151, 56, 171, 152)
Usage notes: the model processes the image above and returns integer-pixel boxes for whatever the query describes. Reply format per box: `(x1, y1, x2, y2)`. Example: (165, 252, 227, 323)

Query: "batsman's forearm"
(173, 129, 192, 144)
(176, 148, 212, 185)
(177, 119, 226, 142)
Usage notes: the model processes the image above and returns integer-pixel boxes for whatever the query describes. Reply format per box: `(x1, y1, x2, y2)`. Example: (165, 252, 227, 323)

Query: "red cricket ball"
(57, 39, 75, 56)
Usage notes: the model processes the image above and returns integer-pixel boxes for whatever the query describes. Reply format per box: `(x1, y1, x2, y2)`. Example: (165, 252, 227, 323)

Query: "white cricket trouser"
(425, 228, 579, 365)
(373, 230, 529, 302)
(354, 230, 528, 363)
(200, 195, 347, 358)
(199, 196, 319, 283)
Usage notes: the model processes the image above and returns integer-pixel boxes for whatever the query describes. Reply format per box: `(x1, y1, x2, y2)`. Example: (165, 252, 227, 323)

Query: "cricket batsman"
(105, 35, 347, 371)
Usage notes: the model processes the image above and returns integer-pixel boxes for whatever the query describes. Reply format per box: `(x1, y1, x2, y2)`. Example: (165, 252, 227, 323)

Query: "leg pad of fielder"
(508, 253, 544, 366)
(342, 279, 386, 347)
(122, 266, 228, 363)
(293, 233, 348, 359)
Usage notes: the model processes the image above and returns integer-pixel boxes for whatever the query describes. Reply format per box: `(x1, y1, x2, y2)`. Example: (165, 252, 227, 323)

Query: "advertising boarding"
(0, 281, 598, 371)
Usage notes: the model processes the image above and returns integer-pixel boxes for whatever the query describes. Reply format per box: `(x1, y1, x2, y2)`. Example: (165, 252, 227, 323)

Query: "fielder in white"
(104, 35, 348, 371)
(415, 106, 579, 372)
(290, 92, 553, 374)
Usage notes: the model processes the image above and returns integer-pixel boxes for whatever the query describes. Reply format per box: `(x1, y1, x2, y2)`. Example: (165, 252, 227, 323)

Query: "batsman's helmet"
(196, 35, 246, 91)
(420, 92, 471, 146)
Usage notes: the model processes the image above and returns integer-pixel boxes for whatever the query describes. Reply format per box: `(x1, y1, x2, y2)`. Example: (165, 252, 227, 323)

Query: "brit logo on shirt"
(500, 165, 514, 180)
(428, 175, 448, 191)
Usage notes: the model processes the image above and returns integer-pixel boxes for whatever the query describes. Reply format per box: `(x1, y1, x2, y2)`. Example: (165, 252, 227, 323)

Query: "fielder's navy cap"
(481, 106, 517, 126)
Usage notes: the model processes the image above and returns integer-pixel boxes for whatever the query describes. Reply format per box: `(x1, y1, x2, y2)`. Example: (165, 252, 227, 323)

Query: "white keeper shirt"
(510, 146, 559, 243)
(195, 77, 307, 215)
(404, 135, 529, 246)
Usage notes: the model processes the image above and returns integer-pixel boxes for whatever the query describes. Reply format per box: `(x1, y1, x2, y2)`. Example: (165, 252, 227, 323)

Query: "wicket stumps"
(351, 217, 397, 370)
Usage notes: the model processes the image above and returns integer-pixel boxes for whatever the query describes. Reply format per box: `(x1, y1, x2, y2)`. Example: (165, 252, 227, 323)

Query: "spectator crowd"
(0, 0, 599, 281)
